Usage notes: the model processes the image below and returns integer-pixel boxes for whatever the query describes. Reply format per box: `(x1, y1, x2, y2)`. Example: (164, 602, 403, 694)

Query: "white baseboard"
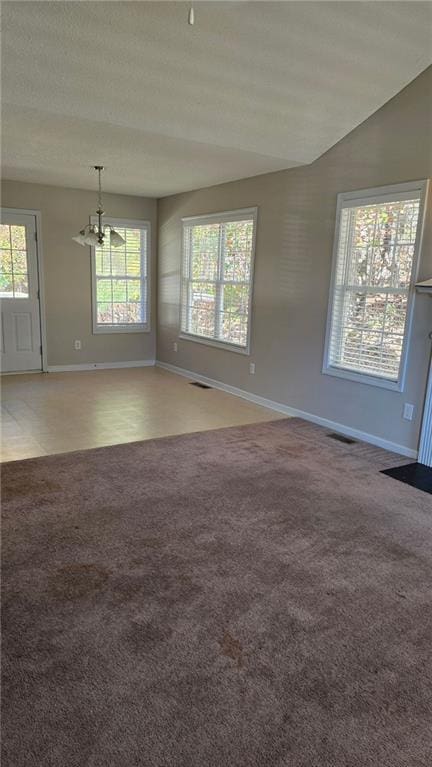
(1, 369, 43, 376)
(47, 360, 155, 373)
(156, 360, 418, 459)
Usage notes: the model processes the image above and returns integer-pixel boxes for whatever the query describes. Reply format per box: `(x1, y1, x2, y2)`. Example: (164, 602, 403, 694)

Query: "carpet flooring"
(2, 418, 432, 767)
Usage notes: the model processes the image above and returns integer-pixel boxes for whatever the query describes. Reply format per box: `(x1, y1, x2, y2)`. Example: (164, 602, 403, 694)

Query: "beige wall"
(1, 180, 157, 367)
(158, 67, 432, 454)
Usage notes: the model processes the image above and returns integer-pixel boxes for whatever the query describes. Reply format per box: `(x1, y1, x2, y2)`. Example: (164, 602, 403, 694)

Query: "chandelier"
(72, 166, 125, 248)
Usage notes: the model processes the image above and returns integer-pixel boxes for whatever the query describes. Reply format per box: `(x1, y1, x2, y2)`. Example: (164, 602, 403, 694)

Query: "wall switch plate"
(74, 340, 81, 350)
(249, 362, 256, 375)
(173, 342, 178, 353)
(403, 403, 415, 421)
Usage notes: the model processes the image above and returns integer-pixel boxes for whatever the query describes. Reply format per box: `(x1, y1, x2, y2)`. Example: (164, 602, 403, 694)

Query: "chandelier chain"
(95, 166, 104, 215)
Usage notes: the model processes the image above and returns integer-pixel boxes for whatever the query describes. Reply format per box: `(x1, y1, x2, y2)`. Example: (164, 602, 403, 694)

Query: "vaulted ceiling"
(2, 1, 431, 197)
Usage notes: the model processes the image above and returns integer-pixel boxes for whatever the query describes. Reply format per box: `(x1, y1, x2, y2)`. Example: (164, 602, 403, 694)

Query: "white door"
(0, 212, 42, 373)
(418, 349, 432, 467)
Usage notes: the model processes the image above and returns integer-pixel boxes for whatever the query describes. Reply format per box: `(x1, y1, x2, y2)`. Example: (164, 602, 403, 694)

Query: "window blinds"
(181, 210, 256, 351)
(326, 191, 422, 384)
(94, 224, 148, 330)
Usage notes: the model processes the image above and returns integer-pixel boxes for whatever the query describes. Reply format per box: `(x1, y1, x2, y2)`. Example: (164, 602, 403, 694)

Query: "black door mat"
(381, 462, 432, 495)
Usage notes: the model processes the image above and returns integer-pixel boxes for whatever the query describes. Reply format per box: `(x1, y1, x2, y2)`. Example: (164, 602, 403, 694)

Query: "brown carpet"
(2, 418, 432, 767)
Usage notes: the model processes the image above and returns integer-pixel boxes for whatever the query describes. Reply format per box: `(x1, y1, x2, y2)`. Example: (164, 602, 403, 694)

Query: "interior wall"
(157, 67, 432, 454)
(1, 180, 157, 367)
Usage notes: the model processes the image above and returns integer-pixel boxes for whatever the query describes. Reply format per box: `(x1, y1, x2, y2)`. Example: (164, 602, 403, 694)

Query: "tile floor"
(1, 366, 282, 462)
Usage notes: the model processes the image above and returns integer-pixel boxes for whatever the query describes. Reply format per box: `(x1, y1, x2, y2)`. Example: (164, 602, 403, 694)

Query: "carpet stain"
(49, 563, 110, 599)
(140, 537, 162, 549)
(276, 445, 307, 458)
(126, 621, 171, 651)
(3, 477, 61, 501)
(386, 542, 415, 561)
(220, 631, 243, 668)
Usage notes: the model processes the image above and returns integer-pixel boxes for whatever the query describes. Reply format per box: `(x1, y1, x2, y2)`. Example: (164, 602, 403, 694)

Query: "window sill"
(93, 324, 150, 335)
(322, 364, 403, 392)
(179, 332, 250, 355)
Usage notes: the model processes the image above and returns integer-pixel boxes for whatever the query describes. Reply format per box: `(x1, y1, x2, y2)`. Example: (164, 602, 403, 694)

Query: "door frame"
(1, 207, 48, 372)
(418, 348, 432, 467)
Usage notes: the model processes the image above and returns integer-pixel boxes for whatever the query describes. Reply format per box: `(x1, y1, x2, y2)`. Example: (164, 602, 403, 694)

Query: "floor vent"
(327, 432, 356, 445)
(190, 381, 212, 389)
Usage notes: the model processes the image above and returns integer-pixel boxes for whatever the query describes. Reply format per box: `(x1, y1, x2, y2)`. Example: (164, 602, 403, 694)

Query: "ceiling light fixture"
(72, 166, 125, 248)
(188, 4, 195, 25)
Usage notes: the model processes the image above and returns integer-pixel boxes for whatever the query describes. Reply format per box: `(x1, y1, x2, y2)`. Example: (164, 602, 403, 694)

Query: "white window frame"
(323, 180, 429, 392)
(90, 216, 151, 335)
(179, 207, 257, 355)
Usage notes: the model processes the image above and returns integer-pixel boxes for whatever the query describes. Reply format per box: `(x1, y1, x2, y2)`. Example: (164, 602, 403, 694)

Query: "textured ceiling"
(2, 1, 431, 198)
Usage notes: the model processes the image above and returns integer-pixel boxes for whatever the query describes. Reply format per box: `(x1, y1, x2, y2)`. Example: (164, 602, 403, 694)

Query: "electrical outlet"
(74, 340, 81, 351)
(173, 342, 178, 353)
(403, 403, 415, 421)
(249, 362, 256, 375)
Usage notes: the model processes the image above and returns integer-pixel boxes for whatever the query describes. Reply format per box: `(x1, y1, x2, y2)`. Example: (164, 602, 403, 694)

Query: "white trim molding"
(418, 353, 432, 467)
(180, 207, 257, 355)
(90, 216, 151, 335)
(47, 360, 155, 373)
(156, 360, 418, 459)
(178, 332, 251, 355)
(1, 207, 48, 372)
(322, 179, 429, 392)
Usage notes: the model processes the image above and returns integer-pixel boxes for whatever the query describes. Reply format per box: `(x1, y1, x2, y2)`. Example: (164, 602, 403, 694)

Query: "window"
(180, 208, 257, 353)
(91, 217, 150, 333)
(323, 181, 428, 391)
(0, 223, 29, 298)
